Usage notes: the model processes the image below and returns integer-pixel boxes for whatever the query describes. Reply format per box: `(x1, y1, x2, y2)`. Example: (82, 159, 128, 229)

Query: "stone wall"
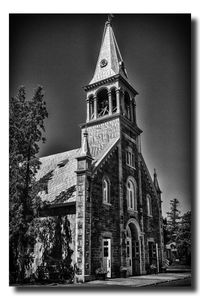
(140, 167, 162, 268)
(67, 214, 76, 264)
(79, 115, 163, 277)
(120, 120, 162, 273)
(90, 148, 121, 277)
(121, 132, 140, 226)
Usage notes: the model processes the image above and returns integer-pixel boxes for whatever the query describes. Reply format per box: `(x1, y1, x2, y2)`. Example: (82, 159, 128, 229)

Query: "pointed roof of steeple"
(89, 17, 128, 85)
(153, 168, 162, 194)
(80, 129, 92, 158)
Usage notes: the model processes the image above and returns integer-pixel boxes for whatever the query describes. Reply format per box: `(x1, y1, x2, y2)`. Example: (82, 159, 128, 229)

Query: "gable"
(139, 153, 159, 200)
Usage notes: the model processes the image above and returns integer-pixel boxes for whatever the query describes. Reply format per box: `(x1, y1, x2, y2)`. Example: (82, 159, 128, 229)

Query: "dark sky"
(9, 14, 191, 216)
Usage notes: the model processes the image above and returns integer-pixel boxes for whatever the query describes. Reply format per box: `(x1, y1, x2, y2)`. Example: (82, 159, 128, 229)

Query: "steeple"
(153, 169, 162, 194)
(83, 16, 139, 127)
(89, 16, 128, 85)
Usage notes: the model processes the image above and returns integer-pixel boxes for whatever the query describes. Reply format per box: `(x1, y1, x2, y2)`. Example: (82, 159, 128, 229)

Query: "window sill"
(147, 214, 153, 218)
(103, 202, 111, 206)
(128, 208, 138, 213)
(126, 164, 136, 170)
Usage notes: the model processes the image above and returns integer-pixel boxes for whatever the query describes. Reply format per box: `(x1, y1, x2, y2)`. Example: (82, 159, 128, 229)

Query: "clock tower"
(81, 16, 142, 161)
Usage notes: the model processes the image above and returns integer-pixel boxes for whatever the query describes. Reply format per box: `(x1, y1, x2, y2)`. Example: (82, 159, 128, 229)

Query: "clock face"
(100, 59, 108, 68)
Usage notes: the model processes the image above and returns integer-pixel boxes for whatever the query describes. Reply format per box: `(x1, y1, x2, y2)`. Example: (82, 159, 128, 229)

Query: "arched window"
(97, 88, 109, 118)
(127, 178, 137, 211)
(102, 177, 110, 204)
(147, 194, 152, 216)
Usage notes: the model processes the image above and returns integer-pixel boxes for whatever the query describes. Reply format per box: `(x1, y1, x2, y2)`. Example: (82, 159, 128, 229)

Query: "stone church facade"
(37, 18, 164, 283)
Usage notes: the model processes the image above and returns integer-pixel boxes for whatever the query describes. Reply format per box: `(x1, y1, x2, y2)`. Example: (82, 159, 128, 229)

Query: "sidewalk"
(166, 264, 191, 273)
(16, 272, 191, 288)
(82, 272, 191, 288)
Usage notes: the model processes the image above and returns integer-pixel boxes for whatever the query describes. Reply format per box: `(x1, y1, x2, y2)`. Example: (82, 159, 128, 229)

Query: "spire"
(89, 16, 128, 85)
(80, 129, 92, 157)
(153, 168, 162, 194)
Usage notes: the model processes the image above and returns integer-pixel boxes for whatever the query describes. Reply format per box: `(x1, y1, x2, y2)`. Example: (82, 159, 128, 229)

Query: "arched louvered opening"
(124, 91, 131, 120)
(97, 88, 109, 118)
(111, 87, 117, 113)
(89, 95, 94, 120)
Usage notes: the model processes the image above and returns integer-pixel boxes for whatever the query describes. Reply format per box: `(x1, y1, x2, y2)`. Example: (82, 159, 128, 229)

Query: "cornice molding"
(83, 74, 138, 96)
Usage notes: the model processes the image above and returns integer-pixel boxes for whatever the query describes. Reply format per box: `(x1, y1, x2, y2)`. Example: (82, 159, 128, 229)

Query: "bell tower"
(81, 16, 142, 159)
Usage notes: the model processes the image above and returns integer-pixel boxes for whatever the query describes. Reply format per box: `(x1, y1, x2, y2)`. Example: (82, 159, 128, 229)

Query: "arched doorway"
(126, 219, 141, 276)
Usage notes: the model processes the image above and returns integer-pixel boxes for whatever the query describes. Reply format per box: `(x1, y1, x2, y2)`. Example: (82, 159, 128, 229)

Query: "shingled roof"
(36, 148, 81, 204)
(37, 136, 120, 206)
(89, 20, 128, 85)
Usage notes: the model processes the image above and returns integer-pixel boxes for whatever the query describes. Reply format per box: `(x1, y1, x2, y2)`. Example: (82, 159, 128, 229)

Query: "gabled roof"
(89, 21, 128, 85)
(153, 168, 162, 193)
(36, 148, 81, 204)
(36, 136, 119, 205)
(92, 136, 120, 169)
(139, 153, 160, 200)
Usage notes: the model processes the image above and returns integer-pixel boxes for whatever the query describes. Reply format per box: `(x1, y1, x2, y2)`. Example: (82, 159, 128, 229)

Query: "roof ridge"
(39, 147, 81, 160)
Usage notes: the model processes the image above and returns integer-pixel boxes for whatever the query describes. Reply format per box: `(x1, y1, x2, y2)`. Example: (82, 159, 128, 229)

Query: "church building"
(37, 17, 164, 283)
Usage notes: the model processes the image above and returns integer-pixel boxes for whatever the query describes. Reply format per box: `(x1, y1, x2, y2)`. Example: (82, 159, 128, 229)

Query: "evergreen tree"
(176, 211, 191, 265)
(166, 198, 181, 242)
(162, 217, 171, 245)
(9, 86, 48, 283)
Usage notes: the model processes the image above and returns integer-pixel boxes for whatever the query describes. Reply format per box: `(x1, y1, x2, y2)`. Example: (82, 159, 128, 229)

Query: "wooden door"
(126, 237, 132, 275)
(132, 241, 140, 275)
(102, 238, 111, 278)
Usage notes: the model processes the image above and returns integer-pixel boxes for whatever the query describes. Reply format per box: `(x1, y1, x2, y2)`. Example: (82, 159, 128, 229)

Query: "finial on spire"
(106, 14, 114, 26)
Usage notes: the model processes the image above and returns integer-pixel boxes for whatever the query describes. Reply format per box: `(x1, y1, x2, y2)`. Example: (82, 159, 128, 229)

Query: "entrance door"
(103, 238, 111, 278)
(132, 241, 140, 275)
(126, 236, 132, 275)
(148, 241, 156, 265)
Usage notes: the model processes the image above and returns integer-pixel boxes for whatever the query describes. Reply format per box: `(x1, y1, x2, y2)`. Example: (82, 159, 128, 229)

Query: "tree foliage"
(176, 211, 191, 265)
(9, 86, 48, 283)
(162, 217, 171, 245)
(28, 215, 74, 283)
(165, 198, 191, 265)
(9, 86, 74, 284)
(166, 198, 181, 242)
